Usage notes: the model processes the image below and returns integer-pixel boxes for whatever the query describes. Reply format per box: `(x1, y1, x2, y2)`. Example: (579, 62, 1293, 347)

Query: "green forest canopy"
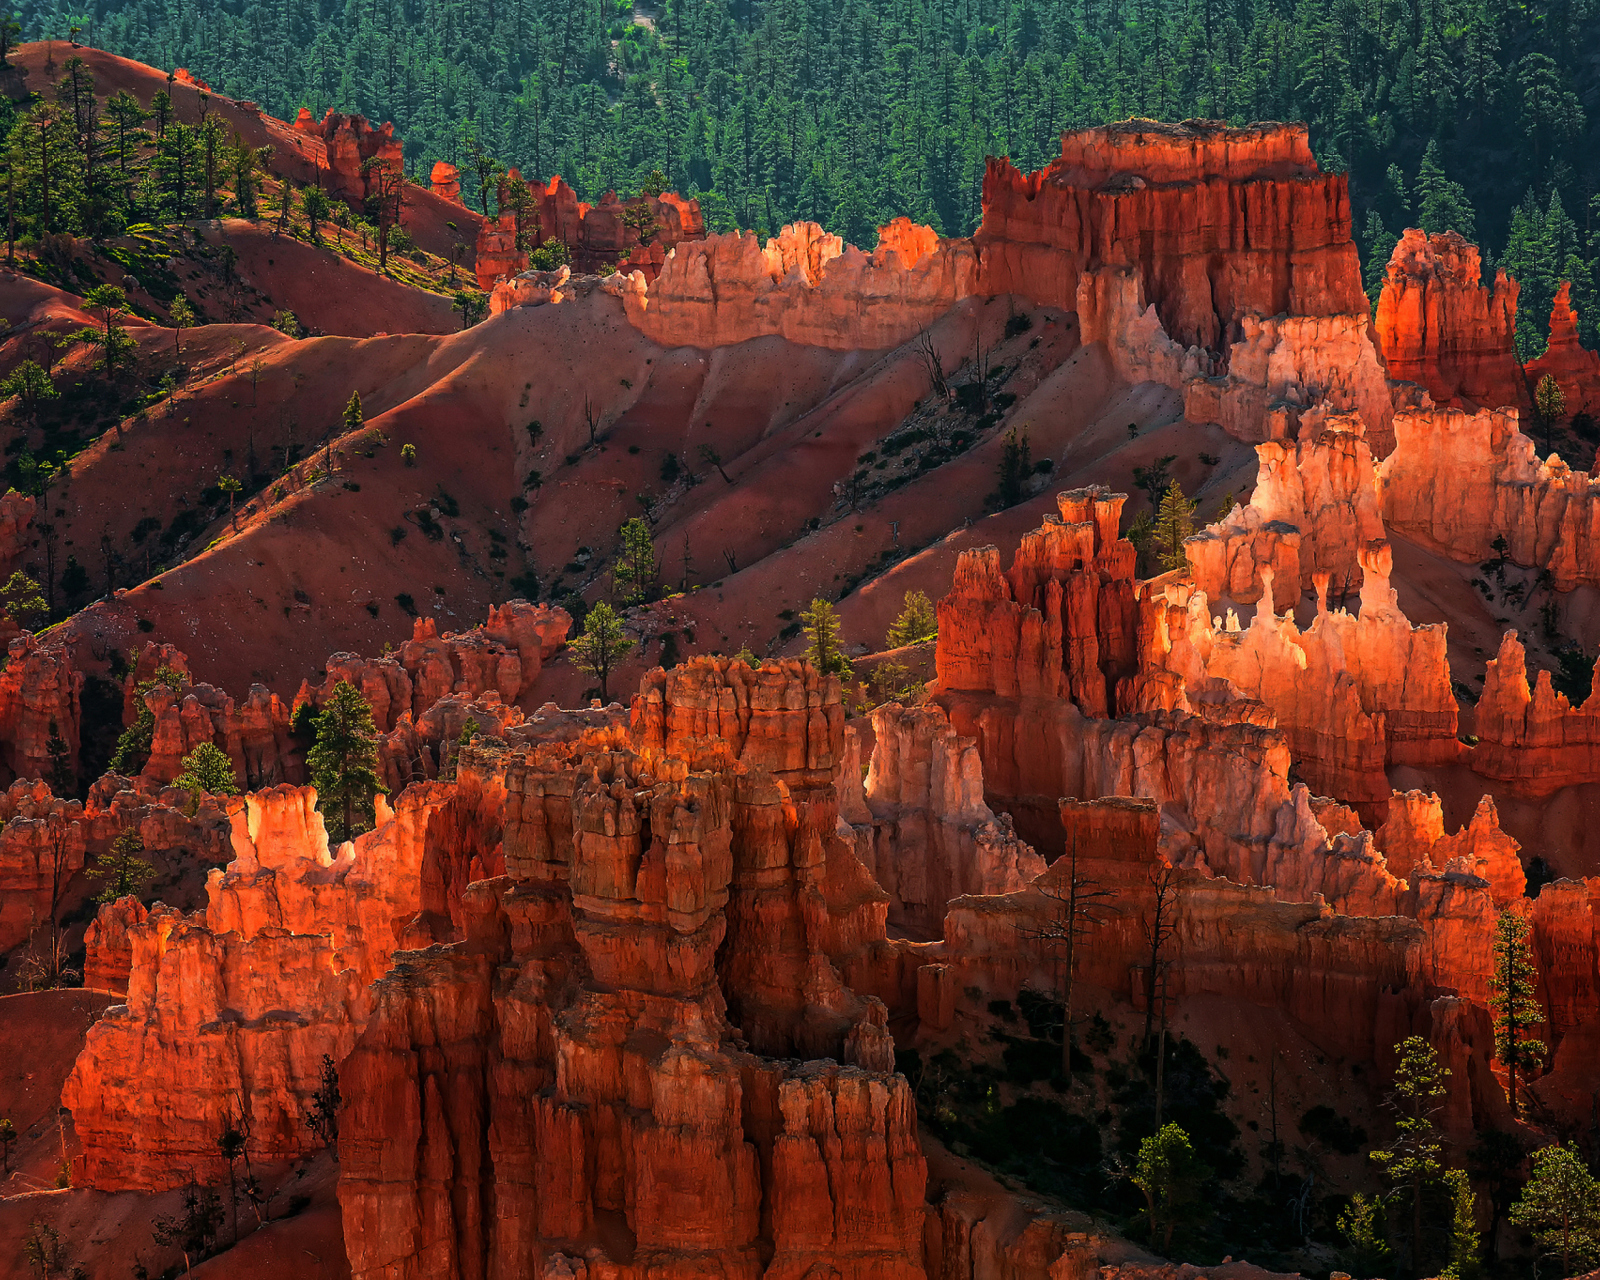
(16, 0, 1600, 354)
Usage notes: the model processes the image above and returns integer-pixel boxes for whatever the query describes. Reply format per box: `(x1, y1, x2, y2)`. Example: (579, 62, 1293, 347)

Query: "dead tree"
(1142, 859, 1181, 1047)
(1143, 860, 1182, 1122)
(1016, 831, 1118, 1077)
(913, 327, 947, 400)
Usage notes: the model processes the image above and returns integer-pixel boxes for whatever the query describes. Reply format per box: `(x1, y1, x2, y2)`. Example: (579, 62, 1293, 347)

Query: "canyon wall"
(1378, 405, 1600, 588)
(976, 121, 1368, 350)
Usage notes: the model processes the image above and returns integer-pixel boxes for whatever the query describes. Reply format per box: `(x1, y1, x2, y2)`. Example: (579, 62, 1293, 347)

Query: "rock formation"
(1185, 413, 1385, 603)
(1141, 550, 1458, 807)
(1525, 281, 1600, 419)
(474, 171, 707, 287)
(82, 894, 147, 993)
(1470, 631, 1600, 797)
(0, 778, 85, 954)
(856, 701, 1045, 937)
(0, 631, 82, 786)
(291, 107, 405, 204)
(934, 485, 1138, 721)
(976, 121, 1368, 350)
(339, 657, 925, 1280)
(1183, 313, 1396, 453)
(1374, 228, 1530, 413)
(428, 160, 462, 205)
(1378, 405, 1600, 588)
(63, 783, 448, 1189)
(621, 217, 978, 351)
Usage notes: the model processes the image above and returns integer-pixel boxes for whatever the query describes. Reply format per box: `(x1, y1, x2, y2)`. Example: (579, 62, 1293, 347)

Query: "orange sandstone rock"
(428, 160, 462, 205)
(1470, 630, 1600, 797)
(623, 218, 978, 351)
(1185, 413, 1385, 603)
(1526, 282, 1600, 419)
(976, 121, 1368, 350)
(1183, 313, 1396, 453)
(1379, 405, 1600, 589)
(1374, 229, 1530, 413)
(859, 701, 1044, 937)
(62, 782, 450, 1189)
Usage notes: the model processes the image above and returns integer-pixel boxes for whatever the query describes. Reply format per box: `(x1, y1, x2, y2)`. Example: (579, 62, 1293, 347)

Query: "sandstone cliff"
(1185, 413, 1385, 603)
(1374, 228, 1530, 413)
(62, 783, 448, 1189)
(976, 121, 1368, 350)
(339, 657, 925, 1280)
(1378, 405, 1600, 588)
(1470, 631, 1600, 798)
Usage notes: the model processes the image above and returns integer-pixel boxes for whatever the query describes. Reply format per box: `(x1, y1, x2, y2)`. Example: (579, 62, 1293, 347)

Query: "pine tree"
(1442, 1168, 1482, 1280)
(0, 570, 47, 630)
(613, 516, 658, 605)
(173, 741, 240, 797)
(1371, 1036, 1449, 1274)
(1535, 373, 1566, 454)
(802, 597, 851, 677)
(885, 589, 938, 649)
(1151, 482, 1198, 574)
(1, 360, 58, 422)
(87, 826, 158, 904)
(569, 601, 633, 702)
(169, 296, 194, 355)
(110, 665, 186, 775)
(994, 428, 1033, 508)
(305, 680, 388, 842)
(1338, 1193, 1392, 1277)
(1510, 1145, 1600, 1275)
(1133, 1123, 1208, 1251)
(1414, 141, 1476, 241)
(46, 718, 71, 795)
(1488, 907, 1546, 1116)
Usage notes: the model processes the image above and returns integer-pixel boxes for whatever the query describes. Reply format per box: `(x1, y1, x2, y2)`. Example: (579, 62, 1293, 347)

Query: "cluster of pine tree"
(0, 49, 282, 246)
(18, 0, 1600, 352)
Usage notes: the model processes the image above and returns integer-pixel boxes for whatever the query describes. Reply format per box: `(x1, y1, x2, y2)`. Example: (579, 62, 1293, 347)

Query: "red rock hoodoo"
(1374, 228, 1531, 413)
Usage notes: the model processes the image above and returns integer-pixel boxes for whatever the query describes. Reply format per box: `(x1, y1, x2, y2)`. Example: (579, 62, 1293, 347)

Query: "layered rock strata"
(339, 657, 926, 1280)
(621, 217, 978, 350)
(1469, 631, 1600, 798)
(1374, 228, 1530, 412)
(1184, 413, 1385, 603)
(1139, 549, 1458, 806)
(1378, 405, 1600, 589)
(1183, 314, 1396, 452)
(856, 701, 1045, 938)
(62, 783, 447, 1189)
(976, 121, 1369, 350)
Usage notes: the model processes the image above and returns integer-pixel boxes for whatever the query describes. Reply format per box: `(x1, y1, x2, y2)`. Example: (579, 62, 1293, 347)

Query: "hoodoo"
(6, 32, 1600, 1280)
